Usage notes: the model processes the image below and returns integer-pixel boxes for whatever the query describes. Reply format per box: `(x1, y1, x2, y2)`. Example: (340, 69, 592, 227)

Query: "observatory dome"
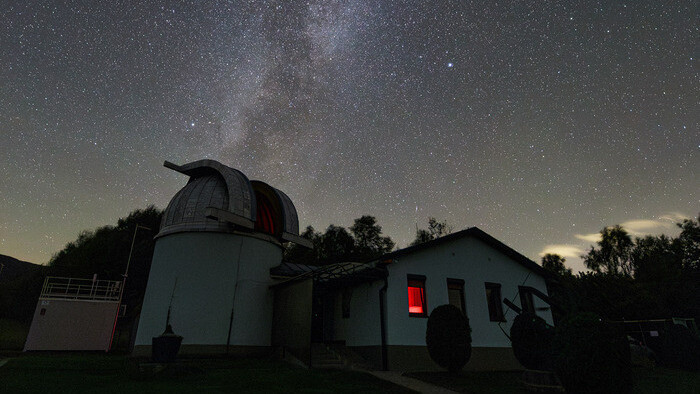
(157, 159, 302, 243)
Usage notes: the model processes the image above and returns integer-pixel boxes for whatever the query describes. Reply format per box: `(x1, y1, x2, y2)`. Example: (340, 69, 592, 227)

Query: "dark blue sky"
(1, 1, 697, 271)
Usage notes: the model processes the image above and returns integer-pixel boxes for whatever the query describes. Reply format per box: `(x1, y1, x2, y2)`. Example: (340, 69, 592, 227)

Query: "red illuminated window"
(254, 192, 276, 235)
(407, 275, 427, 317)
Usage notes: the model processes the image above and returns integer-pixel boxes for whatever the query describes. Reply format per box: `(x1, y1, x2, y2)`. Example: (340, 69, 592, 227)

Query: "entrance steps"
(310, 343, 345, 369)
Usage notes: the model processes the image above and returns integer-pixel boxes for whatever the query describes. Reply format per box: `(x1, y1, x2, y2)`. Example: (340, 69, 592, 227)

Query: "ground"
(406, 367, 700, 393)
(0, 354, 414, 393)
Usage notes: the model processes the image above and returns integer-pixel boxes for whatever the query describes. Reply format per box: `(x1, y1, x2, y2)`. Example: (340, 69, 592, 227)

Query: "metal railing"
(40, 276, 122, 301)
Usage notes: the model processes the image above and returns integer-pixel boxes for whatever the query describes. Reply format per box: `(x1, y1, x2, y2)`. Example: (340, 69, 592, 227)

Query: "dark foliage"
(553, 312, 632, 394)
(541, 254, 572, 277)
(425, 304, 472, 372)
(510, 312, 555, 371)
(48, 206, 162, 330)
(284, 216, 394, 265)
(410, 218, 452, 246)
(657, 324, 700, 371)
(0, 267, 47, 323)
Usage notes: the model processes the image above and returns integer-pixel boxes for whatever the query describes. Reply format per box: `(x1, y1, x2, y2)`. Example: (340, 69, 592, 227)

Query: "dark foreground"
(0, 354, 413, 393)
(407, 366, 700, 394)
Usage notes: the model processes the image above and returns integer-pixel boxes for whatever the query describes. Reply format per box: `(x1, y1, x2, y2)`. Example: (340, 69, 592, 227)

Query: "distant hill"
(0, 254, 42, 283)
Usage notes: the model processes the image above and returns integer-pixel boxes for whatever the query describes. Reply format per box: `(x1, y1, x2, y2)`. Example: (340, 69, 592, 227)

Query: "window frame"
(518, 286, 535, 315)
(407, 274, 428, 318)
(485, 282, 506, 322)
(446, 278, 467, 316)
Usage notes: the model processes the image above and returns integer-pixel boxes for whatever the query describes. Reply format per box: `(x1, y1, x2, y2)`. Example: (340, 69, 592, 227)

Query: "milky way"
(1, 1, 697, 272)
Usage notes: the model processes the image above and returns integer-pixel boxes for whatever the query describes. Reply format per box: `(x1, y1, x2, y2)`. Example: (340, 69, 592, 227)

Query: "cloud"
(539, 244, 585, 259)
(575, 233, 601, 243)
(659, 212, 691, 224)
(620, 219, 673, 235)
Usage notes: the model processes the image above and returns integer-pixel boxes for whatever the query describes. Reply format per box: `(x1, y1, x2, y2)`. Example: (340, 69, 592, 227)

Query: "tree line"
(542, 214, 700, 323)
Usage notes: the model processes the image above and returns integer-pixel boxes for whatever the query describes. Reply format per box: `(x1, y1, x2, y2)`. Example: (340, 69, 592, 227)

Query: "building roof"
(372, 227, 548, 277)
(271, 227, 549, 289)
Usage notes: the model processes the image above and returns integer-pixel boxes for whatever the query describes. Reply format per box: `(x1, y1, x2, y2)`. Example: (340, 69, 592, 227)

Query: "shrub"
(510, 312, 555, 370)
(425, 304, 472, 372)
(658, 324, 700, 371)
(552, 312, 632, 394)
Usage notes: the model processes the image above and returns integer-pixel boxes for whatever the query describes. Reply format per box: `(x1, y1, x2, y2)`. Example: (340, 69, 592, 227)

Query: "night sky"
(1, 1, 697, 272)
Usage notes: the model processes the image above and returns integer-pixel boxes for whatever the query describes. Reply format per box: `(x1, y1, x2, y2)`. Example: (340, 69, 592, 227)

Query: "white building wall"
(385, 236, 552, 348)
(135, 232, 282, 348)
(332, 281, 382, 346)
(333, 235, 553, 349)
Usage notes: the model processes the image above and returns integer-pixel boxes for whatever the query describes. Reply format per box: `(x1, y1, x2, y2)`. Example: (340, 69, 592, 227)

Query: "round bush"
(510, 312, 555, 371)
(426, 304, 472, 372)
(552, 312, 632, 394)
(658, 324, 700, 371)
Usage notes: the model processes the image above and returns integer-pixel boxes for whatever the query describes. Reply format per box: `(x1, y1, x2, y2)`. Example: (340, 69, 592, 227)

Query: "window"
(447, 278, 466, 316)
(519, 286, 535, 314)
(407, 275, 427, 317)
(485, 282, 505, 322)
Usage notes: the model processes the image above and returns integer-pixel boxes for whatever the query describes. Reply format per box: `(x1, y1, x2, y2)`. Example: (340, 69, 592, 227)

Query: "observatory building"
(134, 159, 554, 371)
(133, 159, 310, 356)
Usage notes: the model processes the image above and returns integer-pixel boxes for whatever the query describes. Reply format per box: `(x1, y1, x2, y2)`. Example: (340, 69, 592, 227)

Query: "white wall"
(332, 281, 383, 346)
(334, 235, 553, 349)
(135, 232, 282, 348)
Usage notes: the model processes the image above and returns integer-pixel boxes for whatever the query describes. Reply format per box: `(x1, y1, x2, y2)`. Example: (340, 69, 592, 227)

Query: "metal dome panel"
(157, 160, 256, 238)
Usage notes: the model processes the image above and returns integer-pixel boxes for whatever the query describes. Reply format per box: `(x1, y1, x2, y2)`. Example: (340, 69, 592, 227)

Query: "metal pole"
(109, 224, 151, 351)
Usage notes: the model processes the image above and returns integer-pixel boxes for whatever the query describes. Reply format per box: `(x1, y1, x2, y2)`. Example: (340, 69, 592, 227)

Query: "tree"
(318, 225, 356, 265)
(350, 215, 394, 261)
(48, 206, 163, 330)
(582, 225, 634, 276)
(675, 214, 700, 272)
(411, 217, 453, 246)
(284, 225, 322, 265)
(630, 235, 680, 283)
(541, 254, 572, 276)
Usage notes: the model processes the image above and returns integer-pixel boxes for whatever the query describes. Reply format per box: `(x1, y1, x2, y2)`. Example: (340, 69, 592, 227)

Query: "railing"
(40, 276, 122, 301)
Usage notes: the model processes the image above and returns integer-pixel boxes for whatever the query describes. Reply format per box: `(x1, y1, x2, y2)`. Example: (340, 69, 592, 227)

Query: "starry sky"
(1, 1, 697, 272)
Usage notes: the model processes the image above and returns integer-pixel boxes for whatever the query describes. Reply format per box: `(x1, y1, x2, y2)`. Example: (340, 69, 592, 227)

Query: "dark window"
(407, 275, 427, 317)
(447, 278, 466, 316)
(485, 282, 505, 322)
(519, 286, 535, 314)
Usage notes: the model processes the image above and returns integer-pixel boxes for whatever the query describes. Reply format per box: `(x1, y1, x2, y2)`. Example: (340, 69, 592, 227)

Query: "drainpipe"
(379, 276, 388, 371)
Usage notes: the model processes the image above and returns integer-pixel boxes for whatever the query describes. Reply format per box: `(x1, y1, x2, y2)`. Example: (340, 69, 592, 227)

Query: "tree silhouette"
(675, 214, 700, 272)
(350, 215, 394, 261)
(411, 217, 452, 246)
(583, 225, 634, 276)
(541, 254, 572, 276)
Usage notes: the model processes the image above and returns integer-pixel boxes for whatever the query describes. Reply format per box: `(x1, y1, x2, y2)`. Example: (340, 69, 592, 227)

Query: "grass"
(0, 354, 415, 393)
(407, 366, 700, 393)
(0, 319, 28, 350)
(406, 370, 529, 393)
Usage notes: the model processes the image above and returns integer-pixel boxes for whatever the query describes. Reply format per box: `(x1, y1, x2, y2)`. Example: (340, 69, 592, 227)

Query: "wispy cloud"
(539, 244, 586, 259)
(659, 212, 690, 224)
(575, 233, 601, 243)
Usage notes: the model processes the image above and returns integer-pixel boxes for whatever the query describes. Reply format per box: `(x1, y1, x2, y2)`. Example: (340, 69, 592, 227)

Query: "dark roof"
(270, 261, 387, 291)
(270, 262, 319, 278)
(372, 227, 548, 277)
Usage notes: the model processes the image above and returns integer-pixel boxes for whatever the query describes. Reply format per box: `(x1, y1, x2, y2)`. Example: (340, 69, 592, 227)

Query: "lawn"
(406, 366, 700, 393)
(0, 354, 415, 393)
